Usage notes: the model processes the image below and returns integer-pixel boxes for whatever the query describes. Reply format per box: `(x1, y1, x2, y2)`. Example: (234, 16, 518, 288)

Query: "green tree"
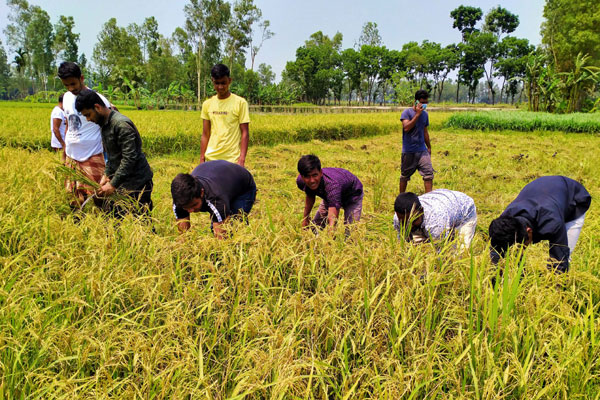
(483, 6, 519, 39)
(225, 0, 261, 71)
(257, 63, 275, 86)
(284, 31, 343, 104)
(341, 48, 361, 105)
(184, 0, 231, 104)
(451, 5, 482, 102)
(53, 15, 79, 62)
(93, 18, 144, 89)
(0, 40, 11, 99)
(357, 22, 382, 47)
(495, 37, 532, 103)
(450, 5, 483, 40)
(250, 20, 274, 70)
(26, 6, 54, 91)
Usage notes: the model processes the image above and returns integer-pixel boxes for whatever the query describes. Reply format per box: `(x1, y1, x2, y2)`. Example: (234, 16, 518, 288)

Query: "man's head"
(394, 192, 425, 229)
(414, 89, 429, 106)
(58, 62, 85, 95)
(488, 216, 532, 257)
(171, 173, 206, 213)
(75, 89, 110, 125)
(58, 94, 64, 109)
(211, 64, 232, 98)
(298, 155, 322, 191)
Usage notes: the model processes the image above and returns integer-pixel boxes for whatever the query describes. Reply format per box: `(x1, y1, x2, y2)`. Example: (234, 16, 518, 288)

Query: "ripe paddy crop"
(1, 105, 599, 398)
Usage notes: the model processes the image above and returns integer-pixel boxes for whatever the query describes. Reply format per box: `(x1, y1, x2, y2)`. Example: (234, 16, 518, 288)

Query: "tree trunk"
(196, 47, 202, 108)
(456, 82, 460, 103)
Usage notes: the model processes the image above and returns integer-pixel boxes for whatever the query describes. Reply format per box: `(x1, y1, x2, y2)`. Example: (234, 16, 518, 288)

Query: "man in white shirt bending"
(393, 189, 478, 249)
(58, 62, 111, 206)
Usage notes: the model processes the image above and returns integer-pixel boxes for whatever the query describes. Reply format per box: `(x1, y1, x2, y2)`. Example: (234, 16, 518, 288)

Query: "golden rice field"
(1, 102, 599, 399)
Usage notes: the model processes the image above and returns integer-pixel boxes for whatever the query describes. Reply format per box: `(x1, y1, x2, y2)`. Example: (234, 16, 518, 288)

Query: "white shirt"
(50, 106, 66, 148)
(63, 90, 110, 161)
(394, 189, 477, 240)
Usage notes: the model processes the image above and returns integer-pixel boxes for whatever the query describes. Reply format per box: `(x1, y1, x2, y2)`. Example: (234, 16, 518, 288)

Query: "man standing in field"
(199, 64, 250, 167)
(489, 176, 591, 273)
(58, 62, 111, 206)
(296, 154, 364, 233)
(50, 94, 66, 158)
(171, 160, 257, 239)
(393, 190, 477, 248)
(399, 89, 433, 194)
(75, 89, 154, 217)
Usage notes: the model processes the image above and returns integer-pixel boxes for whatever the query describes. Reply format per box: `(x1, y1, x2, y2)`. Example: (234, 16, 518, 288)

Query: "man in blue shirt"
(399, 89, 433, 194)
(489, 176, 591, 273)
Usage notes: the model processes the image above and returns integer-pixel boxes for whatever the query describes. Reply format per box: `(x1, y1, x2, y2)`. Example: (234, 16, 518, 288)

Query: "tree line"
(0, 0, 598, 112)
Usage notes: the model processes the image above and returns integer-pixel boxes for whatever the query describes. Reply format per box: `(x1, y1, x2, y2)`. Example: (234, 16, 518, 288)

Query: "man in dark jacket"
(75, 89, 153, 217)
(489, 176, 591, 272)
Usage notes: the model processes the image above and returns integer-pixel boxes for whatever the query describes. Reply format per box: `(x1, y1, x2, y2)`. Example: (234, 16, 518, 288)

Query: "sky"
(0, 0, 546, 80)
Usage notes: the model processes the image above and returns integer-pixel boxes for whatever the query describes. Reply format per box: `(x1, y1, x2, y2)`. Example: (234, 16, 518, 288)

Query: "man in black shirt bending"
(171, 160, 257, 239)
(489, 176, 591, 273)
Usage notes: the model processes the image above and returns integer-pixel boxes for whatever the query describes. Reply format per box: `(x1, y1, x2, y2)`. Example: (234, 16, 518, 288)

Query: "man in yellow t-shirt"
(200, 64, 250, 166)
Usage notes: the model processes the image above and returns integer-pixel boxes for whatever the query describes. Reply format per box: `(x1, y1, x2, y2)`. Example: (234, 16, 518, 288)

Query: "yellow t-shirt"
(201, 93, 250, 163)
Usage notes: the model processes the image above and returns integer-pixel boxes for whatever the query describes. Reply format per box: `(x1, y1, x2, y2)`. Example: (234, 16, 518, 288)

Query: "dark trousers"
(97, 181, 154, 219)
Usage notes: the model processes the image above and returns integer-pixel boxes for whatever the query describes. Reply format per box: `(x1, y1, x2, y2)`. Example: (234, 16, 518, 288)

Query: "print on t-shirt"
(68, 114, 82, 134)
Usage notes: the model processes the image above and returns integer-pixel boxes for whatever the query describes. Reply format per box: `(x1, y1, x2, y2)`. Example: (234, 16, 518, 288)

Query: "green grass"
(0, 102, 451, 156)
(1, 113, 600, 398)
(444, 111, 600, 133)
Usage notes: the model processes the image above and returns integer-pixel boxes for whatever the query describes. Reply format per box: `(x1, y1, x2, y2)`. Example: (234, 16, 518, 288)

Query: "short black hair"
(394, 192, 422, 215)
(58, 62, 82, 79)
(75, 89, 106, 113)
(415, 89, 429, 101)
(171, 173, 204, 208)
(211, 64, 230, 79)
(58, 94, 64, 103)
(488, 216, 529, 256)
(297, 155, 321, 177)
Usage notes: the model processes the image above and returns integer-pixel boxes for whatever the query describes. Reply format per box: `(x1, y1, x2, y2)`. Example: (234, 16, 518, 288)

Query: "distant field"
(444, 110, 600, 133)
(1, 102, 453, 155)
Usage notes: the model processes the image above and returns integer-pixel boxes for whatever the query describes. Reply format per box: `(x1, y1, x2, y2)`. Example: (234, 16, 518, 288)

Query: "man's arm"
(548, 225, 570, 272)
(424, 126, 432, 154)
(302, 195, 316, 227)
(238, 122, 249, 167)
(401, 104, 423, 132)
(212, 220, 228, 239)
(327, 207, 340, 227)
(199, 119, 211, 163)
(176, 217, 191, 234)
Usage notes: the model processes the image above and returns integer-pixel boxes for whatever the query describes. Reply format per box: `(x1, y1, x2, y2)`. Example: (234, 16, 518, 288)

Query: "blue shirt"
(400, 108, 429, 153)
(498, 176, 591, 271)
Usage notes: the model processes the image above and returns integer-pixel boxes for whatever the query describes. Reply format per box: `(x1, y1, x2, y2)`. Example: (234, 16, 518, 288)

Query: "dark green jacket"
(101, 110, 153, 190)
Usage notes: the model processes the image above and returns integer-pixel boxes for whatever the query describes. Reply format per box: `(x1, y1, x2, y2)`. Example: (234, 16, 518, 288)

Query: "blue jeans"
(210, 185, 256, 232)
(231, 185, 257, 216)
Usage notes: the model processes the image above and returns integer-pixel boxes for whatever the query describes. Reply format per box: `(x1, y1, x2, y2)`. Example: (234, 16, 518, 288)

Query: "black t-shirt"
(173, 160, 256, 222)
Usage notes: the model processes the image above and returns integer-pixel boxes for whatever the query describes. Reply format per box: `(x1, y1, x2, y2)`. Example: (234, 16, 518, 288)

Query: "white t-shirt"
(63, 90, 110, 161)
(50, 106, 66, 148)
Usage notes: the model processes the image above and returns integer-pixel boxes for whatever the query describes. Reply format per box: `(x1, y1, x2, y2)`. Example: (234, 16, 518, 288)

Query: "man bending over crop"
(399, 89, 433, 194)
(199, 64, 250, 167)
(489, 176, 591, 273)
(75, 89, 154, 217)
(58, 62, 111, 206)
(171, 160, 257, 239)
(393, 190, 477, 248)
(296, 155, 364, 232)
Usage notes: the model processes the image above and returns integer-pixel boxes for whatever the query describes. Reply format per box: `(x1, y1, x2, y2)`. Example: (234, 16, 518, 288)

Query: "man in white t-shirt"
(58, 61, 111, 206)
(50, 94, 67, 158)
